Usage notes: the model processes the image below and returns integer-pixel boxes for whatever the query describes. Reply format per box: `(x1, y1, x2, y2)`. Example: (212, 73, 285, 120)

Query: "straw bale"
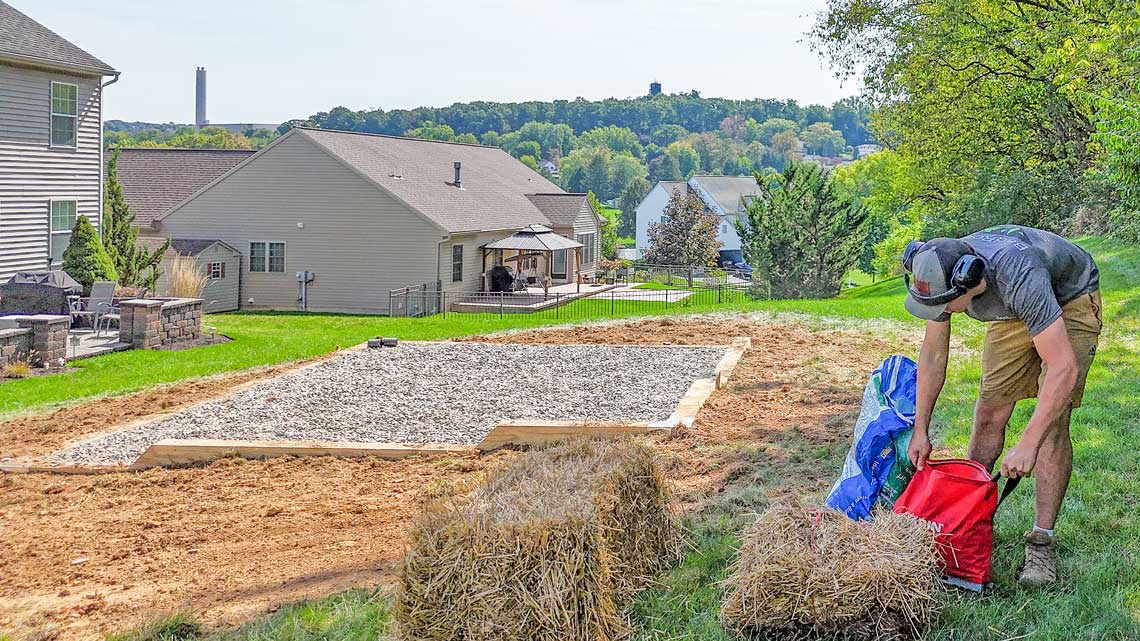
(721, 505, 941, 641)
(394, 438, 678, 641)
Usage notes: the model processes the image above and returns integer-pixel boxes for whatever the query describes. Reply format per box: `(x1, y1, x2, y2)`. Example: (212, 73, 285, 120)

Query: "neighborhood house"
(634, 175, 760, 266)
(153, 127, 603, 313)
(0, 0, 118, 281)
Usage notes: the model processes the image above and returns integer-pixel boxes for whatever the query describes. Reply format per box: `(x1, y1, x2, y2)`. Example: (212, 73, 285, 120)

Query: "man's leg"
(1032, 407, 1073, 530)
(968, 400, 1017, 471)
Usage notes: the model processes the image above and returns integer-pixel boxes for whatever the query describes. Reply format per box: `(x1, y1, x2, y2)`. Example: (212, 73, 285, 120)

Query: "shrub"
(2, 361, 32, 379)
(62, 215, 118, 292)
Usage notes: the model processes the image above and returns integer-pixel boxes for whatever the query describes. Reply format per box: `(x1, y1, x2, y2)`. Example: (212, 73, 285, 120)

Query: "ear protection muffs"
(902, 240, 986, 305)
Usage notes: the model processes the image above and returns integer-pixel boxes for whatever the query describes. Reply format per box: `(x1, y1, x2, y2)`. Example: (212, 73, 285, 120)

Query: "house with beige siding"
(112, 147, 254, 311)
(154, 127, 603, 314)
(0, 1, 118, 281)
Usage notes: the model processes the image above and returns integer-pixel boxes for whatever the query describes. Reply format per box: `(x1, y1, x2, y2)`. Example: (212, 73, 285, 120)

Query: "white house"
(634, 175, 760, 265)
(537, 159, 559, 178)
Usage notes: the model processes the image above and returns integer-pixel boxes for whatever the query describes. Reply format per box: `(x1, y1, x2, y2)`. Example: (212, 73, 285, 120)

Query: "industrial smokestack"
(453, 161, 462, 188)
(195, 67, 208, 129)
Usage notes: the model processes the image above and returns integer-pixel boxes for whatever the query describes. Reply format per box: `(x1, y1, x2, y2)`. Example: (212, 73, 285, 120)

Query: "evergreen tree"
(563, 164, 587, 193)
(102, 147, 168, 287)
(643, 191, 721, 266)
(737, 162, 868, 298)
(63, 216, 118, 292)
(584, 152, 610, 198)
(103, 148, 168, 288)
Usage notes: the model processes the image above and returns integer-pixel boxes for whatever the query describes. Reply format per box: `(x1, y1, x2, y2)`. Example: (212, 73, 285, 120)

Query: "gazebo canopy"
(483, 224, 583, 252)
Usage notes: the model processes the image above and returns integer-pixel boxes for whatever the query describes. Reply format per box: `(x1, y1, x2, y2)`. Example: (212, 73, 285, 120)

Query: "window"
(576, 233, 596, 265)
(552, 249, 567, 278)
(48, 200, 77, 264)
(50, 82, 78, 147)
(452, 244, 463, 282)
(660, 215, 668, 224)
(722, 224, 728, 234)
(207, 262, 226, 279)
(249, 241, 285, 272)
(51, 200, 76, 232)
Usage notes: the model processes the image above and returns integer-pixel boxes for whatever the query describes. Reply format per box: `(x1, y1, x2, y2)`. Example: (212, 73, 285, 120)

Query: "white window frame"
(48, 199, 78, 262)
(207, 262, 224, 279)
(249, 240, 286, 273)
(451, 244, 463, 282)
(50, 82, 79, 148)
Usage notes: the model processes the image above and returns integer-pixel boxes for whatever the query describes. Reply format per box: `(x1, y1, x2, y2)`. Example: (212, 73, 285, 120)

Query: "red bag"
(892, 458, 1018, 591)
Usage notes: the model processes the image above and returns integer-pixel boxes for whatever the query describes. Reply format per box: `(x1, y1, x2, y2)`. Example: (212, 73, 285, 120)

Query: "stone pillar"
(15, 315, 69, 367)
(118, 299, 164, 350)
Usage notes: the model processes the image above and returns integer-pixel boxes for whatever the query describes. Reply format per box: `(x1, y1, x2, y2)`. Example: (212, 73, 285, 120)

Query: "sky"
(29, 0, 857, 125)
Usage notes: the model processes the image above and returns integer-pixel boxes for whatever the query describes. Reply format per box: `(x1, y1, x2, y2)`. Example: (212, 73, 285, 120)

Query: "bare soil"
(0, 315, 921, 640)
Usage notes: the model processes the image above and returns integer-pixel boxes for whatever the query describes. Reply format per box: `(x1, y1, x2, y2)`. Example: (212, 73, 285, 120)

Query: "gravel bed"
(52, 342, 726, 465)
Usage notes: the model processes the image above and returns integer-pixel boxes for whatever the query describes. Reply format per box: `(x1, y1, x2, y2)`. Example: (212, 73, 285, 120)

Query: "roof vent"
(453, 161, 463, 189)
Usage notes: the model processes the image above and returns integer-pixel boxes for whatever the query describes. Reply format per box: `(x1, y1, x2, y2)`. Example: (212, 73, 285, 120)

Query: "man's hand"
(1000, 441, 1040, 478)
(908, 431, 932, 471)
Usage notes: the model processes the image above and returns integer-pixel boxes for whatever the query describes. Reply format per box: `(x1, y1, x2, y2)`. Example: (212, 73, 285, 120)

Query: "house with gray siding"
(0, 1, 118, 281)
(154, 127, 603, 314)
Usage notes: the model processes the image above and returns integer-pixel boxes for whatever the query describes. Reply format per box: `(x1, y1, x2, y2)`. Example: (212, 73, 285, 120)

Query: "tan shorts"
(980, 291, 1102, 408)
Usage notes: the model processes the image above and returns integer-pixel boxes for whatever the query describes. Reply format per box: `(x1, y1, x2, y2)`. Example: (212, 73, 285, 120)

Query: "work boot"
(1017, 530, 1058, 586)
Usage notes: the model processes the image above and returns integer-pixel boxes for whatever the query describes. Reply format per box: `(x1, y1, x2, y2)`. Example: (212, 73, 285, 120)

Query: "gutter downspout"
(97, 72, 121, 245)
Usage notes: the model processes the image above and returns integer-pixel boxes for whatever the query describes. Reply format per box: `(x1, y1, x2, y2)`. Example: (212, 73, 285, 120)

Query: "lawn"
(12, 237, 1140, 641)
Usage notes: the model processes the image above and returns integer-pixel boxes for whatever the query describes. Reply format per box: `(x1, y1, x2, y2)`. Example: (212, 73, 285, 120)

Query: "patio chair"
(73, 281, 116, 333)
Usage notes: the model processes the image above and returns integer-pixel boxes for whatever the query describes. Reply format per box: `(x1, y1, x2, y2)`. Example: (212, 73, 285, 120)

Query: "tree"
(585, 150, 611, 199)
(811, 0, 1137, 237)
(607, 153, 648, 202)
(405, 120, 455, 141)
(766, 131, 801, 169)
(665, 142, 700, 179)
(651, 124, 688, 147)
(513, 140, 541, 159)
(589, 192, 619, 259)
(801, 122, 845, 156)
(737, 162, 868, 298)
(649, 153, 683, 182)
(563, 164, 587, 193)
(643, 191, 721, 266)
(755, 118, 798, 145)
(576, 125, 644, 158)
(519, 155, 540, 171)
(617, 178, 651, 236)
(102, 148, 167, 288)
(62, 215, 118, 292)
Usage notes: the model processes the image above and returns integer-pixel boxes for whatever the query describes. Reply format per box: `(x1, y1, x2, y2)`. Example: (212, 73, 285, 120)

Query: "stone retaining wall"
(119, 298, 203, 349)
(0, 315, 69, 367)
(0, 327, 32, 369)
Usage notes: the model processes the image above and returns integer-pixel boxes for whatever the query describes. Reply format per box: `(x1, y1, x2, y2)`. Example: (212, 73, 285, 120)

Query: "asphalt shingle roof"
(115, 148, 256, 228)
(689, 175, 760, 214)
(298, 128, 564, 233)
(525, 193, 592, 228)
(0, 1, 116, 74)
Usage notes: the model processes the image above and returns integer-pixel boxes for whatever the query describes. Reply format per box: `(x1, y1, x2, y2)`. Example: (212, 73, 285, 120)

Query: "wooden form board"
(129, 439, 471, 470)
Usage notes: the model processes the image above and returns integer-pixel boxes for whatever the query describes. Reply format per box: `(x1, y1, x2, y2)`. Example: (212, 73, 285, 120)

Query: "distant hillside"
(293, 92, 874, 147)
(105, 120, 191, 134)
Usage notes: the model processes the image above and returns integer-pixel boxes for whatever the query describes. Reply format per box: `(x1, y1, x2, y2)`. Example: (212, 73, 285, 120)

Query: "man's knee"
(974, 402, 1014, 434)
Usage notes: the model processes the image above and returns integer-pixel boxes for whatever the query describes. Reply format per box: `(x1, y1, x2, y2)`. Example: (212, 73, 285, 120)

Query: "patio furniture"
(0, 270, 81, 316)
(96, 306, 121, 336)
(73, 281, 116, 332)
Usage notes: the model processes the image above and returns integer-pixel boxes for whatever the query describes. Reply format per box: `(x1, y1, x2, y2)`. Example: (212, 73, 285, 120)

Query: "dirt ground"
(0, 315, 919, 640)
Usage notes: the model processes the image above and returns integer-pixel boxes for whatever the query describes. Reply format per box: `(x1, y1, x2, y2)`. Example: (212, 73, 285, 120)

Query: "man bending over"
(902, 225, 1101, 585)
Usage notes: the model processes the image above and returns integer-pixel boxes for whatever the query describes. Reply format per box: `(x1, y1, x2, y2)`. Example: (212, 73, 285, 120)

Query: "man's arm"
(909, 319, 951, 470)
(1000, 318, 1077, 478)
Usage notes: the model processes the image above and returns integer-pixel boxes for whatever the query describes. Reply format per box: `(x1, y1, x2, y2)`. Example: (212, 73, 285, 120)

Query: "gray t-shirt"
(937, 225, 1099, 336)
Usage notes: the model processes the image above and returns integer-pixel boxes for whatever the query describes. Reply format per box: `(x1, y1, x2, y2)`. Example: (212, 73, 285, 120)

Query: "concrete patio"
(65, 328, 131, 360)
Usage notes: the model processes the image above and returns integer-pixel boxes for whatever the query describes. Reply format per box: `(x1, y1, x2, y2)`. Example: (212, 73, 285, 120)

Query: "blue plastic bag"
(825, 355, 917, 520)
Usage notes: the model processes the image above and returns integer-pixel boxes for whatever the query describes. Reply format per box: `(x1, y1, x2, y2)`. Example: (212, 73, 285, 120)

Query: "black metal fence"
(387, 284, 756, 322)
(388, 282, 442, 317)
